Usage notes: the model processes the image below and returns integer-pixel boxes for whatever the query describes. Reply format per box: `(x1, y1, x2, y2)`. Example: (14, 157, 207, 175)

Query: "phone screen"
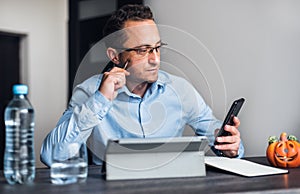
(214, 98, 245, 144)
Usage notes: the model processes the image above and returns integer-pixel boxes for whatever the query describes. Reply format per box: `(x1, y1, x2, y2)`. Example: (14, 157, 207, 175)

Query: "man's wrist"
(211, 146, 239, 158)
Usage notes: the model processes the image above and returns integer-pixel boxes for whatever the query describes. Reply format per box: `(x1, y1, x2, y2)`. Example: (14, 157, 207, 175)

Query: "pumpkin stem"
(280, 132, 288, 141)
(268, 136, 278, 144)
(288, 135, 299, 142)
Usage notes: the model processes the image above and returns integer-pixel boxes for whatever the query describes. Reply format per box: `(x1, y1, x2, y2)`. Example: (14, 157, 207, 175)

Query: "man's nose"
(148, 49, 160, 64)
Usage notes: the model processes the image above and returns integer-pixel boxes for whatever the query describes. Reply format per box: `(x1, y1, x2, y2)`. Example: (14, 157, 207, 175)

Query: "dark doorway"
(0, 32, 23, 169)
(68, 0, 143, 100)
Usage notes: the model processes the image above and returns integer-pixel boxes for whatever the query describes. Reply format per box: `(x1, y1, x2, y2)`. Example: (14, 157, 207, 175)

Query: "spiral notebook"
(205, 156, 288, 177)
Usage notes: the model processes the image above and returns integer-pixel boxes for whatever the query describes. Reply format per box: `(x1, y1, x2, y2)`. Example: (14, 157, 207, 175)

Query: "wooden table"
(0, 157, 299, 194)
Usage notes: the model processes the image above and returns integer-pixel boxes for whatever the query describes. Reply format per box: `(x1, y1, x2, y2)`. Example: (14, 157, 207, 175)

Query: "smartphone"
(215, 98, 245, 144)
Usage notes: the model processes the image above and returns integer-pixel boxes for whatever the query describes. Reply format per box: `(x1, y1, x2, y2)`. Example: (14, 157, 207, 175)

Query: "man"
(40, 4, 244, 166)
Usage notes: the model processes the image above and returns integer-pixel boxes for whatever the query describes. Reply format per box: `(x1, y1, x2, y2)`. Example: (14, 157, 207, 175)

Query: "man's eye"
(136, 48, 148, 55)
(155, 45, 161, 51)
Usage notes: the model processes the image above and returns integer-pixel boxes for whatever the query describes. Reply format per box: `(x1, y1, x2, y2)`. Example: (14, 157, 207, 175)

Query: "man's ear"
(106, 47, 120, 64)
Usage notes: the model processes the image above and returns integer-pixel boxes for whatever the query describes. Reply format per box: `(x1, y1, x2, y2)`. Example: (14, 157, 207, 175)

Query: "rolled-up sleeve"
(40, 83, 112, 167)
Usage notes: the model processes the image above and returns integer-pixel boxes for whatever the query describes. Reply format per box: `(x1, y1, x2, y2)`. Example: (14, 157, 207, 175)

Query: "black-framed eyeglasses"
(117, 42, 167, 59)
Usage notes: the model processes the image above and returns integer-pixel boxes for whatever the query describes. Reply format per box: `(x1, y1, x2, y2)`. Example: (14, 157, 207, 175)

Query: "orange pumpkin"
(266, 132, 300, 168)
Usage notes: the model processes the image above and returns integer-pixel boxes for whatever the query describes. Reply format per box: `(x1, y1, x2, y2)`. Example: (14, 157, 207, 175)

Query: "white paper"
(205, 156, 288, 177)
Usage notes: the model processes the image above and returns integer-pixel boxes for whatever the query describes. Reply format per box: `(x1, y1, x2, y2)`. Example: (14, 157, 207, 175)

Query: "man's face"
(119, 20, 161, 88)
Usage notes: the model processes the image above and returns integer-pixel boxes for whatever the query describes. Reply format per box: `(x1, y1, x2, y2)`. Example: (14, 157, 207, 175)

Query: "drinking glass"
(50, 142, 88, 185)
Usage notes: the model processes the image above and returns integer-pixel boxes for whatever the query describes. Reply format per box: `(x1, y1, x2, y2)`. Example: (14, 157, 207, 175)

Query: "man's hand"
(214, 116, 241, 157)
(99, 67, 130, 101)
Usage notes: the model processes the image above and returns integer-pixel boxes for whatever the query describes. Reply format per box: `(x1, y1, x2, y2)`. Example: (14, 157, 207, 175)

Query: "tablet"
(103, 136, 209, 180)
(106, 136, 209, 154)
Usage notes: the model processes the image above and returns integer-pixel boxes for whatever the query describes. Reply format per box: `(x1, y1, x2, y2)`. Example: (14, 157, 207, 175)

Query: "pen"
(102, 59, 130, 73)
(123, 59, 129, 70)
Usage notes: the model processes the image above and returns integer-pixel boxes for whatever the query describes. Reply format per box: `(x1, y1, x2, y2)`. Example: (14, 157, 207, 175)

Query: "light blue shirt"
(40, 70, 244, 166)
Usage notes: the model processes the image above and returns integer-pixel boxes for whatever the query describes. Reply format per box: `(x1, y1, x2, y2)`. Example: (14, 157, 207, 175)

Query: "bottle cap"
(13, 84, 28, 95)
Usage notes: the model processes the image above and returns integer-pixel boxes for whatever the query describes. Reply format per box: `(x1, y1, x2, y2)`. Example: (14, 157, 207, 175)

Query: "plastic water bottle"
(4, 84, 35, 184)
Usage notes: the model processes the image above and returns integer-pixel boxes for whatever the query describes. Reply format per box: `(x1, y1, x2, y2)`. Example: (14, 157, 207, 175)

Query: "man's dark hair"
(103, 4, 154, 37)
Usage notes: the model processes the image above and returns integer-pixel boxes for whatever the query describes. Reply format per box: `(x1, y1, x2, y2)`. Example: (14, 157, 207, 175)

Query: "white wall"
(0, 0, 68, 167)
(146, 0, 300, 156)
